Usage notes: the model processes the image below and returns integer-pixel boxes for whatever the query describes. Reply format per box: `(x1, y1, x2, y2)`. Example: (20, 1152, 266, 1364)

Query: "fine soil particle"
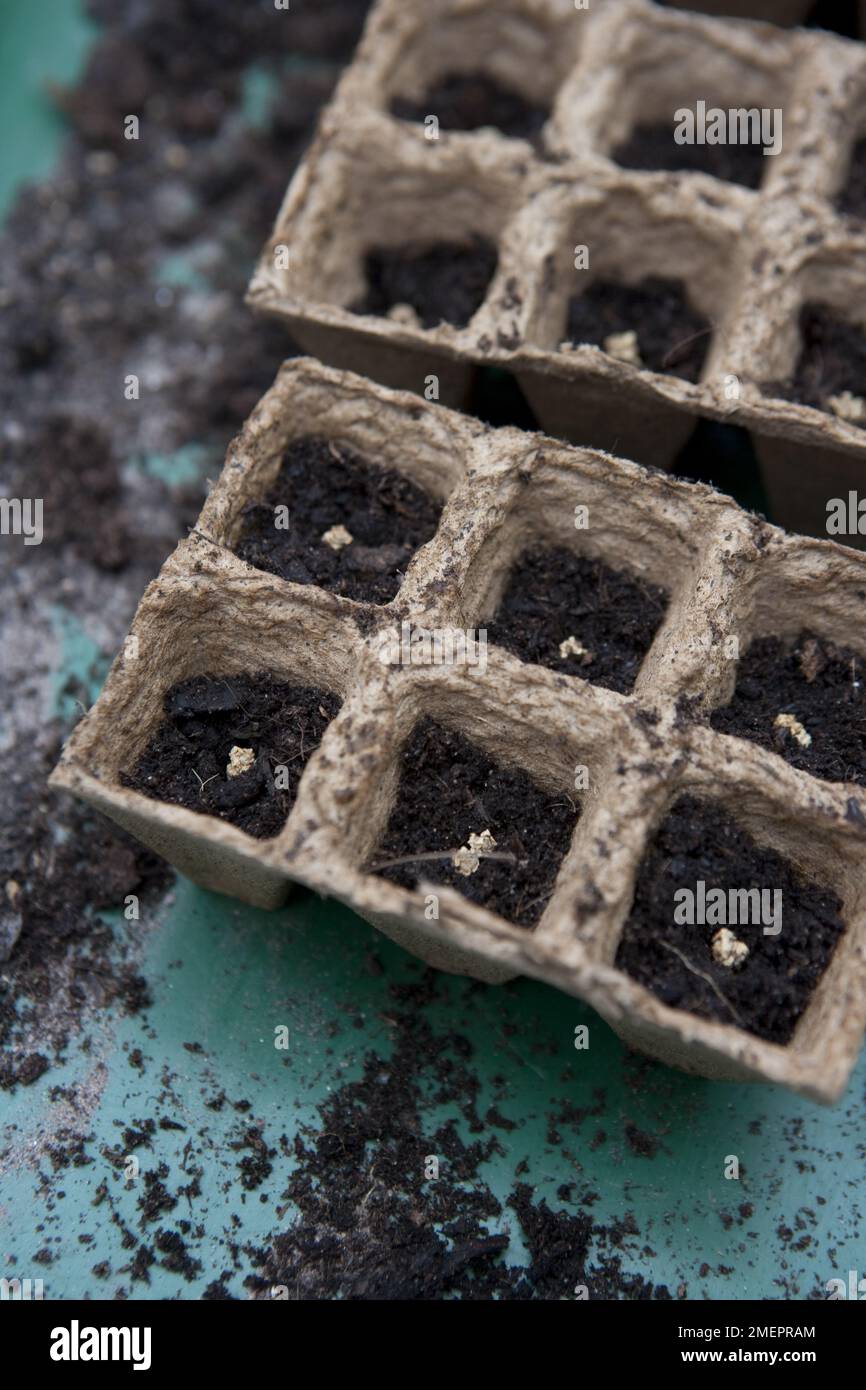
(615, 796, 846, 1044)
(564, 276, 712, 382)
(624, 1123, 659, 1159)
(233, 436, 442, 605)
(838, 136, 866, 220)
(122, 674, 341, 839)
(766, 303, 866, 420)
(390, 71, 549, 143)
(709, 631, 866, 786)
(353, 235, 498, 329)
(373, 719, 578, 928)
(488, 546, 668, 695)
(612, 121, 768, 189)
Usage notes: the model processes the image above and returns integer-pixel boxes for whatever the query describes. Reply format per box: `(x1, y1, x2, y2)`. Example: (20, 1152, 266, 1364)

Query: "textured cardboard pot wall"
(249, 0, 866, 543)
(51, 357, 866, 1102)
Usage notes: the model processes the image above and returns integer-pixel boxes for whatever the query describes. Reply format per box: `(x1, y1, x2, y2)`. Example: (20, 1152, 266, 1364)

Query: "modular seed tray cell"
(51, 357, 866, 1102)
(248, 0, 866, 543)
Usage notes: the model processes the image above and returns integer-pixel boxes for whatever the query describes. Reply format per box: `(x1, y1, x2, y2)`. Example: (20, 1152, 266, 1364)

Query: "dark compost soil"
(122, 675, 341, 838)
(838, 136, 866, 220)
(4, 0, 853, 1304)
(0, 754, 170, 1092)
(766, 303, 866, 419)
(612, 121, 768, 189)
(615, 796, 846, 1045)
(488, 546, 668, 695)
(391, 71, 549, 142)
(0, 0, 374, 1109)
(244, 971, 671, 1301)
(709, 631, 866, 786)
(0, 0, 680, 1304)
(233, 435, 442, 605)
(564, 276, 712, 382)
(373, 719, 578, 928)
(353, 236, 498, 329)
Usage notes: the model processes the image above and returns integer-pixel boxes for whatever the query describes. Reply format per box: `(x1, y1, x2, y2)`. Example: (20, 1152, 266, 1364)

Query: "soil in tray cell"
(612, 121, 768, 189)
(488, 546, 668, 695)
(233, 436, 443, 606)
(709, 631, 866, 787)
(767, 303, 866, 425)
(122, 674, 341, 839)
(353, 235, 498, 330)
(838, 136, 866, 221)
(563, 275, 712, 382)
(615, 795, 846, 1045)
(373, 718, 578, 928)
(391, 71, 549, 143)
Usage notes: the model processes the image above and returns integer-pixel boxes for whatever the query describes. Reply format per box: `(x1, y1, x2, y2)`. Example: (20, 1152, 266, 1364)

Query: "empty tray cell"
(774, 303, 866, 425)
(372, 717, 578, 929)
(122, 674, 341, 840)
(382, 0, 579, 144)
(488, 546, 669, 695)
(563, 276, 712, 383)
(838, 135, 866, 220)
(710, 631, 866, 785)
(353, 234, 499, 330)
(584, 6, 792, 185)
(615, 795, 847, 1045)
(232, 435, 443, 605)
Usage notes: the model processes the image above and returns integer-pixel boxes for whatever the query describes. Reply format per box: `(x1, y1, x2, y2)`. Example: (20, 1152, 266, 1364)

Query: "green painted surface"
(0, 0, 98, 216)
(3, 874, 864, 1299)
(131, 443, 218, 488)
(50, 606, 111, 724)
(2, 0, 864, 1303)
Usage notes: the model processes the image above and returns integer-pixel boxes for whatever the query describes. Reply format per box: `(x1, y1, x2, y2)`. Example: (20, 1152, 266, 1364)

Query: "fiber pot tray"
(248, 0, 866, 542)
(51, 357, 866, 1103)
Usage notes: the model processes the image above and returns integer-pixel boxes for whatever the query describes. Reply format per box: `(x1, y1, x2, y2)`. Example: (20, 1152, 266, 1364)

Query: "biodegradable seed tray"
(248, 0, 866, 543)
(51, 357, 866, 1103)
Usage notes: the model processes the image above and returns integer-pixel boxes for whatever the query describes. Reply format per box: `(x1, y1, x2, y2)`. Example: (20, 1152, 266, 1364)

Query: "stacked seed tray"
(51, 356, 866, 1103)
(247, 0, 866, 542)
